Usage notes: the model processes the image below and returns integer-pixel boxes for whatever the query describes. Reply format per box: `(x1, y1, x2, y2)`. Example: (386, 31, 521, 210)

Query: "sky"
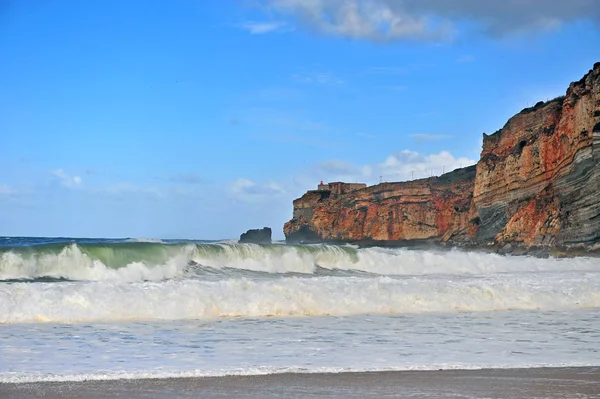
(1, 0, 599, 239)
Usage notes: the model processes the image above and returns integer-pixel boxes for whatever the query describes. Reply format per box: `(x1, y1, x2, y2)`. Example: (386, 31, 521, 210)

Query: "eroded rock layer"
(284, 63, 600, 251)
(284, 166, 478, 245)
(474, 62, 600, 248)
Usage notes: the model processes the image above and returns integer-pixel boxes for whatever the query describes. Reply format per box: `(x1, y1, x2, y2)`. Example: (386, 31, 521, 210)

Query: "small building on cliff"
(285, 62, 600, 251)
(315, 182, 367, 195)
(293, 181, 368, 221)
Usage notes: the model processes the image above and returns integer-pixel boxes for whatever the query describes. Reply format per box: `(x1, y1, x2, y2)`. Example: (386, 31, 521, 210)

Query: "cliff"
(285, 167, 478, 245)
(284, 62, 600, 252)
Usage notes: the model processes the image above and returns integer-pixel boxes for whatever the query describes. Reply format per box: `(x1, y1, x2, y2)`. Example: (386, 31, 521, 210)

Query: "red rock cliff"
(474, 62, 600, 248)
(284, 62, 600, 250)
(284, 166, 478, 244)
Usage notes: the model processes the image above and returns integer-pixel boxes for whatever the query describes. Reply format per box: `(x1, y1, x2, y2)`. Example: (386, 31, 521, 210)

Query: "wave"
(1, 242, 599, 282)
(0, 244, 188, 282)
(3, 362, 598, 383)
(126, 238, 165, 244)
(2, 272, 599, 323)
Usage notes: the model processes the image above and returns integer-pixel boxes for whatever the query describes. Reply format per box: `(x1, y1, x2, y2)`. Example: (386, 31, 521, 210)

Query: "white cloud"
(51, 169, 82, 188)
(379, 150, 476, 181)
(229, 178, 287, 203)
(305, 149, 476, 186)
(265, 0, 451, 41)
(222, 149, 476, 207)
(237, 21, 288, 34)
(260, 0, 600, 41)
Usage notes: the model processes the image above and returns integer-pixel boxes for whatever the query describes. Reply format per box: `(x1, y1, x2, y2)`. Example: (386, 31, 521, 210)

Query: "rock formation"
(285, 167, 478, 245)
(284, 62, 600, 253)
(239, 227, 272, 244)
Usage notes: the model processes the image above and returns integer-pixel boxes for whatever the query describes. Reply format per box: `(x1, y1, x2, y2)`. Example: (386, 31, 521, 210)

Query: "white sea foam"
(1, 272, 599, 323)
(2, 303, 599, 384)
(0, 244, 189, 282)
(3, 243, 600, 385)
(3, 362, 598, 384)
(1, 243, 599, 282)
(195, 244, 600, 276)
(126, 238, 165, 243)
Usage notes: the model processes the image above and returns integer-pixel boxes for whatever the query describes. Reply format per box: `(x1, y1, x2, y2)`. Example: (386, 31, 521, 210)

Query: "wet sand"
(2, 367, 599, 399)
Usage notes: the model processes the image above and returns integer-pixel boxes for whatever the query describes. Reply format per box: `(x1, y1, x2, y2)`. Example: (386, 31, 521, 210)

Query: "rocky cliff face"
(284, 166, 479, 244)
(474, 62, 600, 249)
(284, 62, 600, 251)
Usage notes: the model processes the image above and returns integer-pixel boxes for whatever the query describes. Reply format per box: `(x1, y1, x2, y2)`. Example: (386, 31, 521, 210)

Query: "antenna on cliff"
(411, 171, 414, 180)
(379, 175, 383, 184)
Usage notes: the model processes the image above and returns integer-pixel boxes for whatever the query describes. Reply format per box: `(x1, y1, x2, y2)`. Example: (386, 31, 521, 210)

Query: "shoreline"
(2, 367, 600, 399)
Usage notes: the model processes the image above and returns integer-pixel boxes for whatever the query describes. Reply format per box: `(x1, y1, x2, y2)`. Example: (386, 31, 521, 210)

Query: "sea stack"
(239, 227, 272, 244)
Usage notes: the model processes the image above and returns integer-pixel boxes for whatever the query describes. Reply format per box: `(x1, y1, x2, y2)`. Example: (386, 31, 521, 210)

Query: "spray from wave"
(1, 272, 600, 323)
(1, 242, 599, 282)
(1, 242, 599, 324)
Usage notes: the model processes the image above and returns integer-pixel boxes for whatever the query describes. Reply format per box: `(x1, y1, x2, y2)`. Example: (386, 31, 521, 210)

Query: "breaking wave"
(1, 272, 600, 323)
(1, 241, 599, 324)
(1, 242, 599, 282)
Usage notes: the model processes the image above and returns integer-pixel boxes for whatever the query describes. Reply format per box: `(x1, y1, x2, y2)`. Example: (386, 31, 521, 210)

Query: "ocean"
(1, 237, 600, 397)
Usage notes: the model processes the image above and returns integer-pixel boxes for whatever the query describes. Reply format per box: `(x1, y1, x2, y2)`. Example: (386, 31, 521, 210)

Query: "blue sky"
(1, 0, 599, 239)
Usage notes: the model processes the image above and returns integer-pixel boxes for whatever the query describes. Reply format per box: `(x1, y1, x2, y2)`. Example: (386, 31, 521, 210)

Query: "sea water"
(1, 237, 599, 383)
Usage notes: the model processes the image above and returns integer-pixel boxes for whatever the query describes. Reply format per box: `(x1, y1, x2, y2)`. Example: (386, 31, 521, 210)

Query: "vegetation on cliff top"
(519, 95, 565, 115)
(482, 95, 566, 142)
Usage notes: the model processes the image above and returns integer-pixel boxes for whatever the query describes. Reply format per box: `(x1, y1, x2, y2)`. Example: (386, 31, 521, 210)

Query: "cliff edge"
(284, 62, 600, 252)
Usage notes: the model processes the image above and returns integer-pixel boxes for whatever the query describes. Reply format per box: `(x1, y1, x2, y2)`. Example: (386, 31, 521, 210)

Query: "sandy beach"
(2, 367, 599, 399)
